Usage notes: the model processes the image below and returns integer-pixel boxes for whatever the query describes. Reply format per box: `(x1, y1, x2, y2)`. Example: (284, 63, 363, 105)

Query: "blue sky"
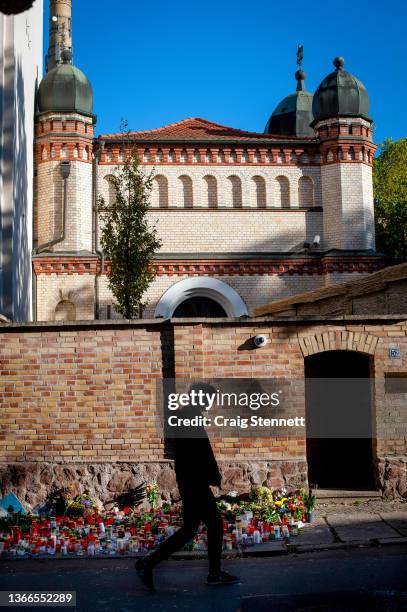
(44, 0, 406, 146)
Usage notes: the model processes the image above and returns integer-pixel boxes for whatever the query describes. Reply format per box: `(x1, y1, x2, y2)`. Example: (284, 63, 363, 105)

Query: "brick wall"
(0, 316, 406, 503)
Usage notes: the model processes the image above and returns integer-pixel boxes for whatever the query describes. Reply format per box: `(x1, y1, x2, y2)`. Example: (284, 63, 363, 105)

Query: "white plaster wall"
(0, 1, 43, 321)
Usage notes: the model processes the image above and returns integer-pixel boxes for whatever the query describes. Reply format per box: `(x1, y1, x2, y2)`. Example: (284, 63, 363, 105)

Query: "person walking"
(136, 383, 239, 590)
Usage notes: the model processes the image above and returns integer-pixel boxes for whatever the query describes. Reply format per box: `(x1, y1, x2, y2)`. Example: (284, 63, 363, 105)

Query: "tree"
(373, 138, 407, 263)
(98, 150, 162, 319)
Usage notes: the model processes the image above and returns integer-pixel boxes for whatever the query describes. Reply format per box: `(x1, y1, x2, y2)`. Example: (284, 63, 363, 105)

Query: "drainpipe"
(32, 160, 71, 320)
(35, 160, 71, 253)
(93, 141, 104, 319)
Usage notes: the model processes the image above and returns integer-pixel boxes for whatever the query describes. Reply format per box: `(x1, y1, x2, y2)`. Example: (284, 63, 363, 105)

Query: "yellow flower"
(274, 501, 283, 506)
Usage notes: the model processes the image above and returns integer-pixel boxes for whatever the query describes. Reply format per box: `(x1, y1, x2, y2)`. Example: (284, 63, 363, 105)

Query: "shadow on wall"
(12, 60, 31, 321)
(51, 283, 95, 321)
(0, 57, 33, 321)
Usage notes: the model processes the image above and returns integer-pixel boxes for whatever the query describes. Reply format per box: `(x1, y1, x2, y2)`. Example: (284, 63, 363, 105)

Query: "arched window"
(275, 176, 290, 208)
(252, 176, 266, 208)
(227, 175, 242, 208)
(103, 175, 116, 207)
(349, 147, 356, 161)
(151, 175, 169, 207)
(327, 149, 333, 162)
(203, 175, 218, 208)
(179, 175, 193, 207)
(54, 300, 76, 321)
(298, 176, 314, 207)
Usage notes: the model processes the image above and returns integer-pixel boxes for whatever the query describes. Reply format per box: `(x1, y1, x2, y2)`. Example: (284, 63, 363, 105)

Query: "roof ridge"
(99, 117, 212, 140)
(98, 116, 317, 141)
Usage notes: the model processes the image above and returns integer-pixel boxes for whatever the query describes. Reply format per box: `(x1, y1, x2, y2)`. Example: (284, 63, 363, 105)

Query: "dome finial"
(333, 56, 345, 71)
(295, 69, 307, 92)
(295, 45, 306, 91)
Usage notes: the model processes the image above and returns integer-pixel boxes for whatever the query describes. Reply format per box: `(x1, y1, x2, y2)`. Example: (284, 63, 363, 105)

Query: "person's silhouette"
(136, 383, 239, 590)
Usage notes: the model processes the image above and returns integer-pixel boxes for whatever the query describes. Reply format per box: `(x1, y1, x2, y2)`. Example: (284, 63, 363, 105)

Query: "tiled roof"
(99, 117, 315, 143)
(254, 260, 403, 317)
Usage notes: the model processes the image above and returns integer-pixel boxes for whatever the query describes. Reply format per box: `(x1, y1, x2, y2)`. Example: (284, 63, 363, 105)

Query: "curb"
(0, 537, 406, 562)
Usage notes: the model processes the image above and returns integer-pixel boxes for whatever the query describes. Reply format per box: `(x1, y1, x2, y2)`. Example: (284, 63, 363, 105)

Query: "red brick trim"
(33, 257, 99, 275)
(97, 145, 320, 166)
(33, 256, 386, 277)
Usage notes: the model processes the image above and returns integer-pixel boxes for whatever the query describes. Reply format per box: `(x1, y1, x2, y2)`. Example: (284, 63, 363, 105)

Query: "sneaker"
(207, 570, 240, 586)
(135, 558, 155, 591)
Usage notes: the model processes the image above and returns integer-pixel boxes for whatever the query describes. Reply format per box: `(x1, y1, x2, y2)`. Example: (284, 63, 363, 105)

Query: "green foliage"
(302, 489, 316, 512)
(0, 511, 34, 531)
(98, 150, 162, 319)
(65, 491, 96, 517)
(250, 486, 274, 505)
(373, 138, 407, 262)
(146, 483, 160, 509)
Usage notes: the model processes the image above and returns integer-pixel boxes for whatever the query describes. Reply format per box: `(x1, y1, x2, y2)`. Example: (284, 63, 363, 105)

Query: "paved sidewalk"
(173, 503, 407, 558)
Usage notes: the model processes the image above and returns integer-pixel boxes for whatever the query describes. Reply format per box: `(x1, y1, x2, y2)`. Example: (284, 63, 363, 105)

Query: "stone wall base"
(0, 460, 308, 511)
(3, 458, 407, 509)
(376, 457, 407, 498)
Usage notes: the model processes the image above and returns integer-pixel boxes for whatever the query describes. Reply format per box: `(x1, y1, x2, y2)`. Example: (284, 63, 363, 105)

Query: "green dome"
(312, 57, 370, 123)
(264, 71, 314, 138)
(38, 62, 93, 115)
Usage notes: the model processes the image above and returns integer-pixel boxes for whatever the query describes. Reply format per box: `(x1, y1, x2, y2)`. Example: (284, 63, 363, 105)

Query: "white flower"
(228, 491, 238, 498)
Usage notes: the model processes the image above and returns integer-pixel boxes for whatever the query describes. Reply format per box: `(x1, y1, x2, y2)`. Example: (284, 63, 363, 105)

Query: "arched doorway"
(305, 350, 375, 489)
(154, 277, 248, 318)
(173, 296, 227, 317)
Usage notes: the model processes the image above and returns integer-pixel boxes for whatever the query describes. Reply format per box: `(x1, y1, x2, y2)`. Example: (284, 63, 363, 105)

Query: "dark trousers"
(145, 486, 223, 574)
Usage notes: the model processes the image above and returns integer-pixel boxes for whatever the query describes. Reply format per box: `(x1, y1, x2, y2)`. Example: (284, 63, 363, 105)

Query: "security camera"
(313, 235, 321, 247)
(253, 334, 268, 348)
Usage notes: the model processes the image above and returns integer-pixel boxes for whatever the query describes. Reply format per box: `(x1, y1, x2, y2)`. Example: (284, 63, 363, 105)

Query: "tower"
(46, 0, 72, 72)
(33, 0, 95, 320)
(312, 57, 376, 252)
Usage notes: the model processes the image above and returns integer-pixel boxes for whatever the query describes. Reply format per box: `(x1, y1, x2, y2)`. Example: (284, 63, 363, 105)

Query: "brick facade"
(33, 111, 382, 323)
(0, 316, 406, 506)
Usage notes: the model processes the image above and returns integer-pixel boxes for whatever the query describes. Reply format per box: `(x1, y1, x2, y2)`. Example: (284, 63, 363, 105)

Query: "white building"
(0, 0, 43, 321)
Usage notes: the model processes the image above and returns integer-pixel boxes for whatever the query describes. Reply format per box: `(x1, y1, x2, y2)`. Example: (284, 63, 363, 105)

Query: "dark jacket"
(172, 406, 221, 494)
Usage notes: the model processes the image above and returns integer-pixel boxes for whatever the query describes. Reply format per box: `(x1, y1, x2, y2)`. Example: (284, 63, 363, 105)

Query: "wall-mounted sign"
(389, 346, 401, 359)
